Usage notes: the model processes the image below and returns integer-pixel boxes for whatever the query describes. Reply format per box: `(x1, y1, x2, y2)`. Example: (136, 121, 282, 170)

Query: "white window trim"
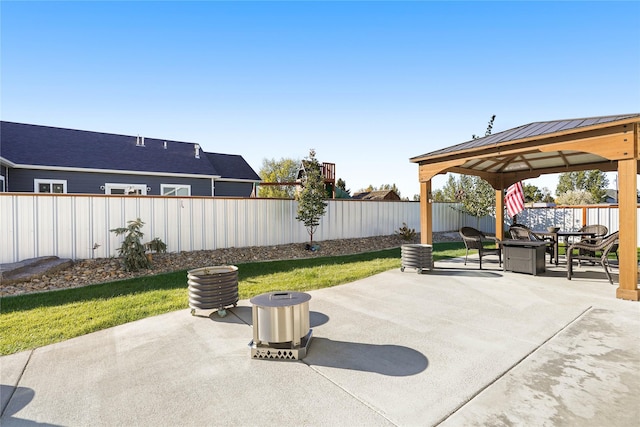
(104, 183, 147, 195)
(161, 184, 191, 196)
(0, 175, 5, 192)
(34, 179, 67, 194)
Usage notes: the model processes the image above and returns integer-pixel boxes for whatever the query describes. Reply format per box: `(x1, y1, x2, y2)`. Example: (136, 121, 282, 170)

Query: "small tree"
(435, 173, 495, 227)
(456, 175, 495, 227)
(258, 157, 301, 198)
(110, 218, 151, 271)
(471, 114, 496, 139)
(336, 178, 351, 196)
(431, 116, 498, 226)
(522, 184, 555, 204)
(436, 174, 464, 202)
(556, 190, 595, 205)
(295, 149, 328, 244)
(556, 170, 608, 202)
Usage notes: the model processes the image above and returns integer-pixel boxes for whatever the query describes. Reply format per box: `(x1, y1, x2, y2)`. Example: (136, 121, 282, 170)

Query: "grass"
(0, 242, 466, 356)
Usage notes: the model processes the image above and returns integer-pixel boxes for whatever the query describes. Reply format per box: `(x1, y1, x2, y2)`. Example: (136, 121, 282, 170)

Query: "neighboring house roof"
(604, 189, 618, 203)
(352, 190, 401, 200)
(0, 121, 259, 180)
(602, 189, 639, 203)
(206, 153, 260, 181)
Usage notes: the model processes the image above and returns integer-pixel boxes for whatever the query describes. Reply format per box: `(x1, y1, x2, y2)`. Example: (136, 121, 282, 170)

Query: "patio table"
(532, 230, 596, 266)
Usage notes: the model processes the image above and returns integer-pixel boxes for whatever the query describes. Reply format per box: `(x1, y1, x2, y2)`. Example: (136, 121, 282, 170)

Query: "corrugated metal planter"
(401, 244, 433, 274)
(187, 265, 239, 317)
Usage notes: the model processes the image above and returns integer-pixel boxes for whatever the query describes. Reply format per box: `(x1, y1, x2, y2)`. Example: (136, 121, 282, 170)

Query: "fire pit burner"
(249, 291, 312, 360)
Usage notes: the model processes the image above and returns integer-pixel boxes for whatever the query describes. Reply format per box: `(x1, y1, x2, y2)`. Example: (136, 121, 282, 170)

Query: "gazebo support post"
(616, 158, 639, 301)
(420, 180, 433, 244)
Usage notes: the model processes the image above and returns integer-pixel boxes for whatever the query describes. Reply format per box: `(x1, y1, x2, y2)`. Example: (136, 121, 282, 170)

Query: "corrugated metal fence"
(0, 194, 635, 263)
(517, 206, 626, 238)
(1, 195, 425, 263)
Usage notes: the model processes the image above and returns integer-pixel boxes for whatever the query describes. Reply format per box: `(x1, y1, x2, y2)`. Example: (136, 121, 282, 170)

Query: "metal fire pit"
(249, 291, 312, 360)
(187, 265, 239, 317)
(401, 244, 433, 274)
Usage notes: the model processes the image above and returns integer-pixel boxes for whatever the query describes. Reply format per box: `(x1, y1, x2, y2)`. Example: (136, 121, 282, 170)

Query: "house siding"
(1, 122, 261, 196)
(6, 168, 214, 196)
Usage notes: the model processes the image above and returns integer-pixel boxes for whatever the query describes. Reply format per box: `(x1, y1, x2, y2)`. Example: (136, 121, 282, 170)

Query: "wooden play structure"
(259, 162, 340, 198)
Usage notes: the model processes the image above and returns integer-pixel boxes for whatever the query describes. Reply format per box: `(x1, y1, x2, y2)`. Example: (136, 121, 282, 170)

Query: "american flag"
(505, 181, 524, 218)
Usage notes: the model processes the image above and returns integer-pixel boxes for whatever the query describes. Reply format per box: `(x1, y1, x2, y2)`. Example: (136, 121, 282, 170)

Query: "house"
(603, 189, 640, 204)
(0, 121, 261, 197)
(352, 190, 401, 201)
(603, 189, 618, 204)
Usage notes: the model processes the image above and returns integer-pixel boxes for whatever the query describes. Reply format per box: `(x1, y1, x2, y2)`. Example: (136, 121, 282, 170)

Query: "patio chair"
(459, 226, 502, 270)
(567, 231, 619, 284)
(508, 224, 555, 263)
(579, 224, 608, 239)
(577, 224, 609, 259)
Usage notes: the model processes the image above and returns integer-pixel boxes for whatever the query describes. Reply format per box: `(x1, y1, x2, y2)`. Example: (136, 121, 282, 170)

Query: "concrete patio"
(2, 256, 639, 426)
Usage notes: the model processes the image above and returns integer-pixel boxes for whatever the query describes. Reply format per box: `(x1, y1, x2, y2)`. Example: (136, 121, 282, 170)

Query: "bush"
(110, 218, 151, 272)
(145, 237, 167, 254)
(396, 222, 417, 242)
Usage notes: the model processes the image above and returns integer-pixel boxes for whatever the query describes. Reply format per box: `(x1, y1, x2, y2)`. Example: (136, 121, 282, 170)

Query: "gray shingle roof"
(206, 153, 261, 181)
(0, 121, 259, 180)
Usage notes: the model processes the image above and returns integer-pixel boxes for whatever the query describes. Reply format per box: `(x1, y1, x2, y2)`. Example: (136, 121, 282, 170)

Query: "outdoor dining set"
(459, 224, 620, 284)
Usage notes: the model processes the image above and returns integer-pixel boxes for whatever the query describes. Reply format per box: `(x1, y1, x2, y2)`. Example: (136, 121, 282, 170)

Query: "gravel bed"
(1, 232, 461, 297)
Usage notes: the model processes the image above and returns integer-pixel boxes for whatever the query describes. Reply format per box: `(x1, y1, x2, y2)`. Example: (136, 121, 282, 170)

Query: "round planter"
(400, 244, 433, 274)
(187, 265, 239, 316)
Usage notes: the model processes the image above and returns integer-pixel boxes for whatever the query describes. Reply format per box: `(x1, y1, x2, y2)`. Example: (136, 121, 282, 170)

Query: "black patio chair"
(577, 224, 610, 258)
(508, 224, 555, 263)
(567, 231, 619, 284)
(579, 224, 608, 239)
(458, 227, 502, 270)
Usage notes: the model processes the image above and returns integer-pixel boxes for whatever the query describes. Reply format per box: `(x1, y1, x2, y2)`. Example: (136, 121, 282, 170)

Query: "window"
(35, 179, 67, 193)
(0, 176, 5, 192)
(161, 184, 191, 196)
(104, 183, 147, 195)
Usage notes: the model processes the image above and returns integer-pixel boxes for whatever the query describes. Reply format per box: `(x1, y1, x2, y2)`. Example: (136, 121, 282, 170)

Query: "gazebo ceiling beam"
(465, 158, 487, 170)
(557, 151, 571, 167)
(444, 160, 619, 189)
(494, 154, 535, 174)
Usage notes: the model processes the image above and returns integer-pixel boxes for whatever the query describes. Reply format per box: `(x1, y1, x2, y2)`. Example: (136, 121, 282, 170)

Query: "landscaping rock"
(0, 232, 460, 297)
(0, 256, 74, 285)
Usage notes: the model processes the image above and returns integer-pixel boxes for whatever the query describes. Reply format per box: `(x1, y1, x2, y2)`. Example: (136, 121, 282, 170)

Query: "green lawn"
(0, 242, 466, 355)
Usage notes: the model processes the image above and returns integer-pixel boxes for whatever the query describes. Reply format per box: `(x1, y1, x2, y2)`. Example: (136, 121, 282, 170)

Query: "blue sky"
(2, 1, 639, 198)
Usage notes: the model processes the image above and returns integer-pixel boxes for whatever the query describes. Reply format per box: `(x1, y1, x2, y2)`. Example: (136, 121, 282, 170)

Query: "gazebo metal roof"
(412, 114, 640, 159)
(410, 113, 639, 188)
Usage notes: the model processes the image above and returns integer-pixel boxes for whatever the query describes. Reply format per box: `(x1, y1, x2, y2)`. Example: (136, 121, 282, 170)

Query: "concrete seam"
(229, 309, 250, 327)
(230, 307, 397, 424)
(433, 305, 594, 426)
(302, 362, 400, 427)
(1, 349, 34, 417)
